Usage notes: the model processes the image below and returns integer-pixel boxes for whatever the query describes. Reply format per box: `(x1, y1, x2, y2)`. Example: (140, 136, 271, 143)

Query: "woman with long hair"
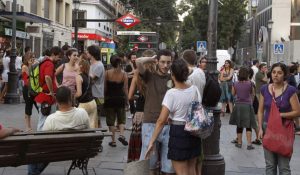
(22, 53, 37, 131)
(75, 59, 98, 128)
(145, 59, 202, 175)
(219, 60, 234, 116)
(0, 49, 11, 102)
(55, 48, 79, 97)
(104, 55, 129, 147)
(258, 63, 300, 175)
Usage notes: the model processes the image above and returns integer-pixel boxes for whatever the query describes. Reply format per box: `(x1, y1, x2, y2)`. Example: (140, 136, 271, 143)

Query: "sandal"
(235, 143, 242, 148)
(231, 138, 238, 144)
(108, 141, 116, 147)
(118, 135, 128, 146)
(252, 139, 262, 145)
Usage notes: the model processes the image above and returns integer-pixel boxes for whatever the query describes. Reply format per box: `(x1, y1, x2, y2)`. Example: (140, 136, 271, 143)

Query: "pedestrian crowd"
(1, 43, 300, 175)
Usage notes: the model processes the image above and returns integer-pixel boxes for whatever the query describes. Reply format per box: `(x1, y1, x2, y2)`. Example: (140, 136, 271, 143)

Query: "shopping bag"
(262, 98, 295, 157)
(124, 160, 149, 175)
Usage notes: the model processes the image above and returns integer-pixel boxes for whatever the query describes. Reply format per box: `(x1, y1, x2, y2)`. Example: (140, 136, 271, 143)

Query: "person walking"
(145, 59, 201, 175)
(258, 63, 300, 175)
(125, 52, 137, 119)
(219, 60, 234, 116)
(229, 67, 257, 150)
(104, 55, 128, 147)
(0, 49, 11, 102)
(75, 59, 98, 128)
(255, 63, 268, 99)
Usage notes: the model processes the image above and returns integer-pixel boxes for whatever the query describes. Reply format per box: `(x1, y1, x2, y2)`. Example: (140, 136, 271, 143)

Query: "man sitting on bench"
(28, 86, 90, 175)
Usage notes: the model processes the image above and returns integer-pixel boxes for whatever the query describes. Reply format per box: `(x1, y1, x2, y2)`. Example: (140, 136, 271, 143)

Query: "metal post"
(202, 0, 225, 174)
(252, 11, 256, 61)
(74, 9, 78, 50)
(268, 28, 271, 66)
(4, 0, 20, 104)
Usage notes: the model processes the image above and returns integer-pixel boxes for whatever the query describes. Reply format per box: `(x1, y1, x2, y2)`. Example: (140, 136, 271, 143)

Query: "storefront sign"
(117, 31, 140, 35)
(72, 33, 111, 42)
(5, 28, 30, 39)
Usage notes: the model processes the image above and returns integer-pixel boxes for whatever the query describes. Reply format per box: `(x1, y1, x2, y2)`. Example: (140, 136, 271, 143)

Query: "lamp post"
(267, 19, 273, 67)
(4, 0, 19, 104)
(202, 0, 225, 174)
(251, 0, 257, 61)
(156, 16, 161, 50)
(73, 0, 80, 50)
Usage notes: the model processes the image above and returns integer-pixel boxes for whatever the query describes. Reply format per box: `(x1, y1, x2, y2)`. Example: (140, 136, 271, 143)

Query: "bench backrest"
(0, 129, 107, 167)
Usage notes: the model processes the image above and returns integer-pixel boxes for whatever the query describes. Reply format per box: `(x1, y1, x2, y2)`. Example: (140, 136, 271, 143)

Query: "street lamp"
(4, 0, 19, 104)
(203, 0, 225, 174)
(267, 19, 273, 66)
(156, 16, 161, 50)
(73, 0, 80, 50)
(251, 0, 258, 61)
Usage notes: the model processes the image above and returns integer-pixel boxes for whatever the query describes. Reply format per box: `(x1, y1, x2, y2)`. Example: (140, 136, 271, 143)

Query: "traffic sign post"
(197, 41, 207, 53)
(274, 43, 284, 54)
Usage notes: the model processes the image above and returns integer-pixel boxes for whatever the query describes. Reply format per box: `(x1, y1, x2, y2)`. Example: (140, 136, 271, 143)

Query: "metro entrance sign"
(116, 13, 141, 29)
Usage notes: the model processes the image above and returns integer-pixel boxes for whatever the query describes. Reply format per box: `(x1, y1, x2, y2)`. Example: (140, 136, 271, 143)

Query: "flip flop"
(108, 141, 116, 147)
(118, 135, 128, 146)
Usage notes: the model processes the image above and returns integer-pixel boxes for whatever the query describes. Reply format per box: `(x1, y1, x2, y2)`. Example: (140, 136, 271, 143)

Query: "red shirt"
(34, 58, 57, 105)
(22, 70, 29, 86)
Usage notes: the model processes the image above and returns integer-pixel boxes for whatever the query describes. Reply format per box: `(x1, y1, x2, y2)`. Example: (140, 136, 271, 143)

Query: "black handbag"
(41, 102, 51, 116)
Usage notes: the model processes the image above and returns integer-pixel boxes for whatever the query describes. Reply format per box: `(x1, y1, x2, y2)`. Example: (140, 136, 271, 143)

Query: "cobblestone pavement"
(0, 103, 300, 175)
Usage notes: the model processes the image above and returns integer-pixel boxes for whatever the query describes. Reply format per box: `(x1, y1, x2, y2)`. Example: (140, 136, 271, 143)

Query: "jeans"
(264, 148, 291, 175)
(28, 103, 56, 175)
(36, 103, 56, 131)
(139, 123, 175, 173)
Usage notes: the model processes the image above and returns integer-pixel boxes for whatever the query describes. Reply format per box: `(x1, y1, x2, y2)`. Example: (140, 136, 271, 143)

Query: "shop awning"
(0, 11, 51, 24)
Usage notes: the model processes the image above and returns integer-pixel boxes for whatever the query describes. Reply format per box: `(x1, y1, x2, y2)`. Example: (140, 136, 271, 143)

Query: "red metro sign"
(116, 13, 141, 29)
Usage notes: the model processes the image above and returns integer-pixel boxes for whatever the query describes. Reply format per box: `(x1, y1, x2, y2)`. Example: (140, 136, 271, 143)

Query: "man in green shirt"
(255, 63, 268, 98)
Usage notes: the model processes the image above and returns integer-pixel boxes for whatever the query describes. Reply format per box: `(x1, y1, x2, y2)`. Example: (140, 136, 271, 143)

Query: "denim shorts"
(139, 123, 175, 173)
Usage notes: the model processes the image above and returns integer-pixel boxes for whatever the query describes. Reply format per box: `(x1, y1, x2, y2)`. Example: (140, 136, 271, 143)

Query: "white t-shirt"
(89, 61, 105, 98)
(186, 67, 206, 100)
(15, 56, 22, 70)
(43, 107, 90, 131)
(162, 86, 198, 122)
(251, 65, 259, 84)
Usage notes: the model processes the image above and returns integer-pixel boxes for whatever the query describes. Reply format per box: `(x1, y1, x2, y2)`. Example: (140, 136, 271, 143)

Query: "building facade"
(237, 0, 300, 65)
(72, 0, 125, 54)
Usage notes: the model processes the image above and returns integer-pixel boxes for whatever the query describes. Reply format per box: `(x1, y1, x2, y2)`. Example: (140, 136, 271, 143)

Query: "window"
(291, 0, 300, 23)
(31, 0, 37, 14)
(291, 26, 300, 40)
(99, 23, 101, 27)
(56, 0, 62, 23)
(44, 0, 49, 18)
(72, 10, 86, 28)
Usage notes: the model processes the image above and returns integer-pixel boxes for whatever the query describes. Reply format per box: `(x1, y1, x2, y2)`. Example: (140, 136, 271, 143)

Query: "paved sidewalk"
(0, 104, 300, 175)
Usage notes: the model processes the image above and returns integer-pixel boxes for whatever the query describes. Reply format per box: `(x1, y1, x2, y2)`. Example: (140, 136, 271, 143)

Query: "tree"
(179, 0, 247, 51)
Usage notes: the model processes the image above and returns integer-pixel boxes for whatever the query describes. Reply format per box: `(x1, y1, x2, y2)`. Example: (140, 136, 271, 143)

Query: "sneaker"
(252, 139, 262, 145)
(247, 145, 255, 150)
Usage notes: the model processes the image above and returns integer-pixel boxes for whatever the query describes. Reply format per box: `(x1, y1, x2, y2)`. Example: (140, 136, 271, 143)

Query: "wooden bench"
(0, 128, 111, 175)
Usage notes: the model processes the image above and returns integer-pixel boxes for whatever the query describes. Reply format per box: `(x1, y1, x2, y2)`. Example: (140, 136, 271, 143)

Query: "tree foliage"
(179, 0, 247, 50)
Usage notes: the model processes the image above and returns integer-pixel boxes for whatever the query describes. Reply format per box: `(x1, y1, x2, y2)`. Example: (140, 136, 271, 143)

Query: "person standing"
(145, 59, 201, 175)
(125, 52, 137, 119)
(258, 63, 300, 175)
(137, 49, 175, 175)
(34, 46, 62, 131)
(75, 59, 98, 128)
(255, 63, 268, 99)
(251, 60, 259, 84)
(219, 60, 234, 115)
(229, 67, 257, 150)
(198, 57, 207, 70)
(0, 49, 11, 102)
(55, 48, 79, 104)
(87, 45, 105, 128)
(22, 53, 37, 132)
(104, 55, 128, 147)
